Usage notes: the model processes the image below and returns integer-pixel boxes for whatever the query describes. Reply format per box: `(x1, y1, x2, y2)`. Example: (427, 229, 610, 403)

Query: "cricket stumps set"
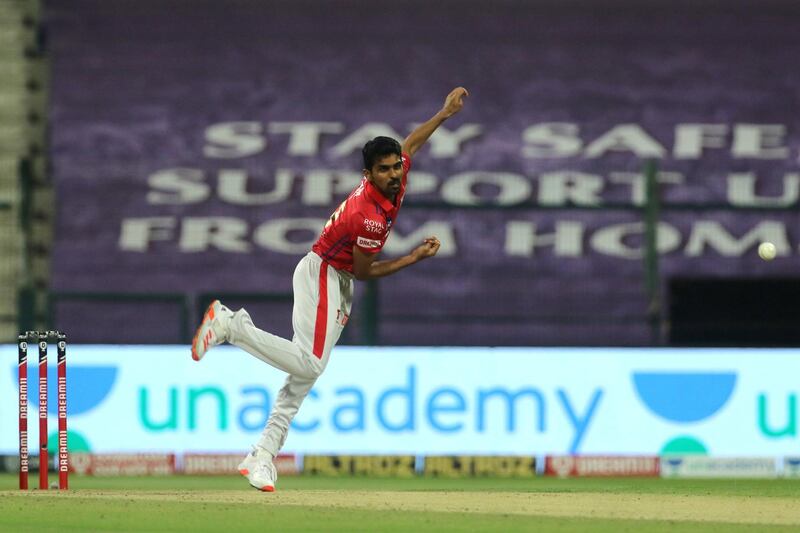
(18, 330, 68, 490)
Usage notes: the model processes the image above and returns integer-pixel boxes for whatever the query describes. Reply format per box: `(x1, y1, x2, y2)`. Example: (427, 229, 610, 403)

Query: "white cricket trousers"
(226, 251, 354, 457)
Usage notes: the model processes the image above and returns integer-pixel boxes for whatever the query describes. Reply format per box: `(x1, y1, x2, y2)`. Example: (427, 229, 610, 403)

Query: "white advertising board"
(2, 346, 798, 455)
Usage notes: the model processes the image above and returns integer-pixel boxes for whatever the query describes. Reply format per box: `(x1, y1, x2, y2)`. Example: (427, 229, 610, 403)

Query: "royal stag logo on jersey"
(363, 218, 386, 234)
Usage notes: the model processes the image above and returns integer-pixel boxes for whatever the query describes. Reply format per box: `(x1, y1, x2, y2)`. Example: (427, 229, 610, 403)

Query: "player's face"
(365, 154, 403, 199)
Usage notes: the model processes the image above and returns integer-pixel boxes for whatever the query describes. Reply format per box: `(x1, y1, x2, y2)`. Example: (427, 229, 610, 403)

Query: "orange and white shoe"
(191, 300, 232, 361)
(238, 447, 277, 492)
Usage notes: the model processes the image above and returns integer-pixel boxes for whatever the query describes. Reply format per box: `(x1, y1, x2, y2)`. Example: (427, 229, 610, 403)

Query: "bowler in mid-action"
(191, 87, 469, 491)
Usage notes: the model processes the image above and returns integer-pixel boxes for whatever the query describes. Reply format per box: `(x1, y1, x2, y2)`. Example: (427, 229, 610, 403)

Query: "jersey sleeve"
(351, 208, 385, 254)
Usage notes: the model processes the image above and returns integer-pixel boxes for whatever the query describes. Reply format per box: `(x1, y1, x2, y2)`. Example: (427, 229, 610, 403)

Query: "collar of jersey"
(364, 179, 396, 212)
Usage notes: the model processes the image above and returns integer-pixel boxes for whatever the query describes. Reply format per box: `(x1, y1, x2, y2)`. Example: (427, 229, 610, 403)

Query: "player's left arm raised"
(402, 87, 469, 157)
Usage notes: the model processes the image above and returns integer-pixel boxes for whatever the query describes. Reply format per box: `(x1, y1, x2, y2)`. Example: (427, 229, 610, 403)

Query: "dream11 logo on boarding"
(11, 364, 118, 453)
(632, 371, 737, 455)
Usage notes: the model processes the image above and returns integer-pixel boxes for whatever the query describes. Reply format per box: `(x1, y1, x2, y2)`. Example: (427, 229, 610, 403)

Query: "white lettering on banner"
(505, 221, 585, 257)
(217, 169, 293, 205)
(147, 168, 295, 206)
(203, 122, 266, 158)
(301, 170, 363, 205)
(684, 220, 790, 257)
(299, 170, 435, 206)
(408, 123, 483, 158)
(404, 172, 438, 195)
(584, 124, 667, 158)
(253, 218, 326, 254)
(119, 217, 176, 252)
(440, 172, 531, 206)
(608, 171, 685, 206)
(203, 121, 483, 158)
(673, 124, 729, 158)
(196, 121, 800, 160)
(521, 123, 583, 158)
(727, 173, 800, 207)
(118, 217, 456, 255)
(520, 122, 794, 159)
(267, 122, 345, 156)
(591, 222, 682, 259)
(144, 167, 441, 208)
(357, 236, 381, 248)
(180, 217, 251, 252)
(147, 168, 210, 205)
(118, 217, 797, 258)
(732, 124, 788, 159)
(144, 167, 800, 208)
(504, 220, 792, 258)
(537, 172, 604, 206)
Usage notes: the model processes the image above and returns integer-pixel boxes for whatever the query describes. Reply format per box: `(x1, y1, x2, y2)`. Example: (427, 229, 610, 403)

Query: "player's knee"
(296, 353, 324, 379)
(306, 361, 324, 379)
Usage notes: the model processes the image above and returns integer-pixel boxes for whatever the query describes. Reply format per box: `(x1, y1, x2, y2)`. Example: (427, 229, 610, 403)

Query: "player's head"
(362, 136, 403, 199)
(362, 136, 402, 170)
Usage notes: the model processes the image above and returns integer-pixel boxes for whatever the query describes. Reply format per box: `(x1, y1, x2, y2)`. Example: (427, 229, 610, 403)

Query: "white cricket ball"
(758, 242, 777, 261)
(49, 481, 59, 490)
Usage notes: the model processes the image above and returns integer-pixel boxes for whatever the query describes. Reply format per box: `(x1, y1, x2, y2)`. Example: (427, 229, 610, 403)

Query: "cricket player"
(191, 87, 469, 491)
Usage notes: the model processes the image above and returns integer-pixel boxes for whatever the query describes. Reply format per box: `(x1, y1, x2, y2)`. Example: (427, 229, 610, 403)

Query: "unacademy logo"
(632, 371, 737, 454)
(13, 365, 118, 415)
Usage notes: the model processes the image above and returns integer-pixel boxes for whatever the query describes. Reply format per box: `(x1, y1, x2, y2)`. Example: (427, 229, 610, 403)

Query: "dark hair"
(362, 136, 402, 170)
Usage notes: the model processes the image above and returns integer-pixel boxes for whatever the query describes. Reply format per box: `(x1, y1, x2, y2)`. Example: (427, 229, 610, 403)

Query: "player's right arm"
(352, 237, 441, 281)
(402, 87, 468, 157)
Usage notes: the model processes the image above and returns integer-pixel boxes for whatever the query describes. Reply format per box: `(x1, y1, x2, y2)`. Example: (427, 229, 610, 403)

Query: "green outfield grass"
(1, 474, 799, 532)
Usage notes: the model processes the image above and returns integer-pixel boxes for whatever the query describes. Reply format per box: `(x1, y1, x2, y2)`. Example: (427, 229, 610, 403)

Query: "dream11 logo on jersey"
(356, 236, 381, 249)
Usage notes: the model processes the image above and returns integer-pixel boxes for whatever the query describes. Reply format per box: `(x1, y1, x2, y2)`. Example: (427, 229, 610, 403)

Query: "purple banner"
(46, 1, 800, 344)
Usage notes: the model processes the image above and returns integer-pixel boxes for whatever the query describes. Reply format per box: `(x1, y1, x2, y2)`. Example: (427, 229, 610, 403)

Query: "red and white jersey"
(311, 153, 410, 273)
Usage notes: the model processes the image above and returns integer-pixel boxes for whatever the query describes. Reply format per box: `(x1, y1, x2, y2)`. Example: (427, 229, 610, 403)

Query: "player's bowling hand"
(412, 237, 441, 261)
(442, 87, 468, 117)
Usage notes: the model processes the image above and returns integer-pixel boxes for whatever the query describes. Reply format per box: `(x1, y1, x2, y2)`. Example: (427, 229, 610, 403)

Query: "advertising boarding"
(2, 346, 799, 457)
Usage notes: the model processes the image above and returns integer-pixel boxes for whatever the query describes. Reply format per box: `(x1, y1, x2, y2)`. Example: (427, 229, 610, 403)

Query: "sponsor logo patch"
(363, 218, 386, 233)
(357, 236, 381, 248)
